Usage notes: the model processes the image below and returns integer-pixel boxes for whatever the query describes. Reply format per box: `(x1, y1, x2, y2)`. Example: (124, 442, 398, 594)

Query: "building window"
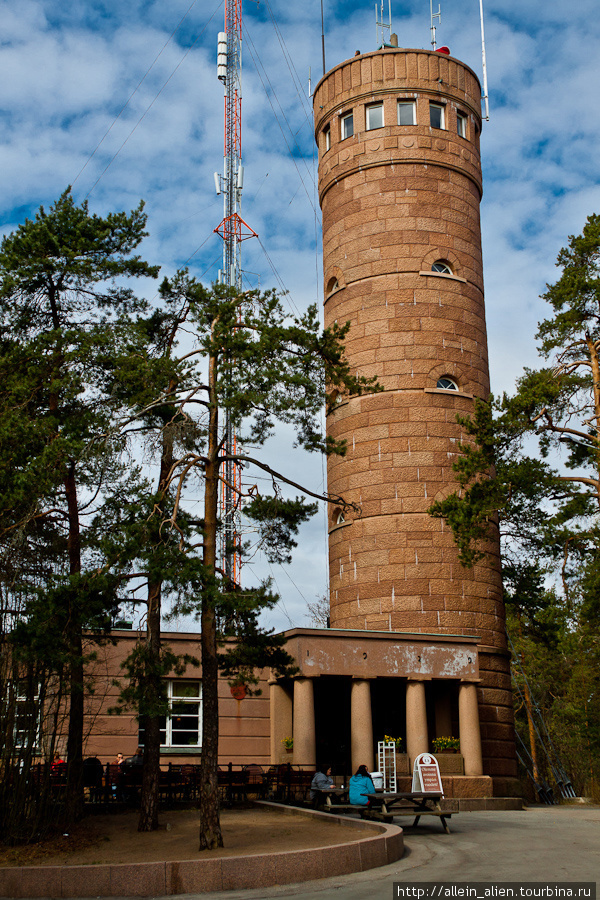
(397, 101, 416, 125)
(323, 125, 331, 151)
(139, 680, 202, 749)
(366, 103, 384, 131)
(326, 276, 339, 294)
(9, 682, 42, 750)
(341, 111, 354, 140)
(429, 102, 445, 129)
(336, 510, 346, 525)
(431, 260, 452, 274)
(457, 112, 467, 138)
(437, 377, 458, 390)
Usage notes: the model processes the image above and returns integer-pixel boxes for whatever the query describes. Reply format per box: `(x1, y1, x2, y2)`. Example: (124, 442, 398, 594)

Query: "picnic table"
(319, 788, 453, 833)
(366, 791, 453, 833)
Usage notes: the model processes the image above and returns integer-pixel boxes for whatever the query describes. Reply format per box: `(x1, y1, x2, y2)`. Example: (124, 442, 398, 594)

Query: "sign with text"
(412, 753, 444, 795)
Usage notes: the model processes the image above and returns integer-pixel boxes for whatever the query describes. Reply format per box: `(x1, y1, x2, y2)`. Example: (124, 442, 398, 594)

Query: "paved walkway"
(170, 806, 599, 900)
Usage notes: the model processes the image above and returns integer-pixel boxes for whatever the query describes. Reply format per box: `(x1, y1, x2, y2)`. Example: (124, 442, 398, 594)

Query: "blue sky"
(1, 0, 599, 631)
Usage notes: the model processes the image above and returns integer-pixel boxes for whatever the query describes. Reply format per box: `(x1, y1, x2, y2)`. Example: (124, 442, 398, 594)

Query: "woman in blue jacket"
(349, 764, 375, 806)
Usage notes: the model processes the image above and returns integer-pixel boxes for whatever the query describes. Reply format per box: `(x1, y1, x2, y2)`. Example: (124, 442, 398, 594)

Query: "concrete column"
(292, 677, 316, 767)
(270, 680, 293, 765)
(406, 680, 428, 765)
(350, 678, 374, 772)
(459, 682, 483, 775)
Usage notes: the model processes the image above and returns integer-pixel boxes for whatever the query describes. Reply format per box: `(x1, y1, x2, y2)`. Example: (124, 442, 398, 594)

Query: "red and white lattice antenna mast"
(214, 0, 257, 587)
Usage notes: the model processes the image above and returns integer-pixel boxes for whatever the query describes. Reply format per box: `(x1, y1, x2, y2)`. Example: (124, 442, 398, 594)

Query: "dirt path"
(0, 807, 363, 868)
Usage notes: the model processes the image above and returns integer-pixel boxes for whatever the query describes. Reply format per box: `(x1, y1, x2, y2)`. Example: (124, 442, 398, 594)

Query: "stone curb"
(0, 802, 404, 898)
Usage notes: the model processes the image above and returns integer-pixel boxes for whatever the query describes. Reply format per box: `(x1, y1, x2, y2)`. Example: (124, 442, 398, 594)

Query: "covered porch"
(269, 628, 490, 798)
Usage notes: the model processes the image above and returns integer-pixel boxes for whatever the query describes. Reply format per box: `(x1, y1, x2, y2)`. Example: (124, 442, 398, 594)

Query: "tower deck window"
(432, 260, 452, 274)
(323, 125, 331, 151)
(397, 101, 416, 125)
(341, 111, 354, 140)
(366, 103, 384, 131)
(430, 102, 445, 129)
(457, 112, 467, 138)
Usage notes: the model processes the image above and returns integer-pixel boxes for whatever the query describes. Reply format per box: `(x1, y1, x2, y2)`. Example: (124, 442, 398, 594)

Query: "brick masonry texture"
(315, 47, 516, 781)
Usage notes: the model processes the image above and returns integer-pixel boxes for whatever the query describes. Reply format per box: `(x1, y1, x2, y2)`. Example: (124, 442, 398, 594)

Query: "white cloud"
(1, 0, 599, 630)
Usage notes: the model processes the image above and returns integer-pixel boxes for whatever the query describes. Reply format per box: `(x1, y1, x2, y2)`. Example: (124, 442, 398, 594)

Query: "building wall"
(313, 47, 516, 782)
(75, 631, 270, 767)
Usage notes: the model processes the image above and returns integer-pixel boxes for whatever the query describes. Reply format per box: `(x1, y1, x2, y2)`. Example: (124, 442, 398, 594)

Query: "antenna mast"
(375, 0, 392, 48)
(479, 0, 490, 121)
(430, 0, 441, 50)
(214, 0, 257, 587)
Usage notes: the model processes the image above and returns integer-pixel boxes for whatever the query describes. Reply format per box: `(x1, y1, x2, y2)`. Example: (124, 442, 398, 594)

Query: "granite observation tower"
(305, 44, 518, 794)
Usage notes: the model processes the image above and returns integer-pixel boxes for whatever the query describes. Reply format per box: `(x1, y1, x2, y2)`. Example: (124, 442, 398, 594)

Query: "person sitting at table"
(310, 764, 334, 805)
(349, 764, 375, 806)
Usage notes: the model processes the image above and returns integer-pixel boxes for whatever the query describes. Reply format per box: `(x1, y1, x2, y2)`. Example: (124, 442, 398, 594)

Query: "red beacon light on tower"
(435, 46, 450, 54)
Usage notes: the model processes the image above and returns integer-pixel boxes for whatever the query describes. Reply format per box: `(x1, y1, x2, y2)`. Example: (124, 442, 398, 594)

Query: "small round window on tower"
(436, 376, 458, 390)
(431, 260, 452, 274)
(326, 276, 339, 294)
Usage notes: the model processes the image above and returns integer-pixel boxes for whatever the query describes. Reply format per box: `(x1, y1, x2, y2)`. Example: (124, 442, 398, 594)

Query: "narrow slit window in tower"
(430, 102, 445, 129)
(457, 112, 467, 138)
(323, 125, 331, 151)
(341, 111, 354, 140)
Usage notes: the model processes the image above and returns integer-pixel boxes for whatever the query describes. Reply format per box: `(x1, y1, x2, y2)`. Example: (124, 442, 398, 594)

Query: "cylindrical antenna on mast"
(479, 0, 490, 121)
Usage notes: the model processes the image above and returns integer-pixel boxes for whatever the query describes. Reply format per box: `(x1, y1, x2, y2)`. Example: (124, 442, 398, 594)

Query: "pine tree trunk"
(139, 710, 161, 831)
(199, 335, 224, 851)
(138, 580, 162, 831)
(138, 416, 174, 831)
(64, 461, 84, 824)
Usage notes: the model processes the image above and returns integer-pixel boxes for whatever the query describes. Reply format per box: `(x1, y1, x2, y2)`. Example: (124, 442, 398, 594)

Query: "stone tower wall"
(314, 48, 516, 781)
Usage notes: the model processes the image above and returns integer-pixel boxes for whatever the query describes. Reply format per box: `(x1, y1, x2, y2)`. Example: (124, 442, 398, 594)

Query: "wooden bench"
(319, 787, 378, 818)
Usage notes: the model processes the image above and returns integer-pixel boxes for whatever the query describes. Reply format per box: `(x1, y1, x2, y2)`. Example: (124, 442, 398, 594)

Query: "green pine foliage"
(428, 214, 600, 800)
(0, 189, 159, 839)
(0, 192, 380, 846)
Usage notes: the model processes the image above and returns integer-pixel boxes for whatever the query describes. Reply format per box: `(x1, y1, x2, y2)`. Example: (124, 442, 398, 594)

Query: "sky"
(1, 0, 600, 633)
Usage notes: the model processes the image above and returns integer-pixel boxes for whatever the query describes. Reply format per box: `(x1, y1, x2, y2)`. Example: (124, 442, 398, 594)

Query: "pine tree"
(108, 272, 380, 849)
(0, 189, 158, 824)
(428, 213, 600, 798)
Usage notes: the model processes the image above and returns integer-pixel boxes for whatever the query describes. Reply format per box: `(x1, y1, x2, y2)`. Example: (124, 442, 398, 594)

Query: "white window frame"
(457, 112, 467, 138)
(397, 100, 416, 126)
(437, 377, 458, 391)
(366, 103, 384, 131)
(341, 111, 354, 140)
(8, 682, 42, 750)
(139, 680, 202, 749)
(429, 102, 445, 129)
(323, 125, 331, 151)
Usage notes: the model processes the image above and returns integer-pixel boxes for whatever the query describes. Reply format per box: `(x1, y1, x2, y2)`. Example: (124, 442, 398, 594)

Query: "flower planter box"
(435, 752, 464, 775)
(395, 752, 410, 775)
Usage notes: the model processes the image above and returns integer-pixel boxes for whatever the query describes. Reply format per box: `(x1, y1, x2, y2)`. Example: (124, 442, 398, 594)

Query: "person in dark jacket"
(310, 764, 334, 804)
(349, 764, 375, 806)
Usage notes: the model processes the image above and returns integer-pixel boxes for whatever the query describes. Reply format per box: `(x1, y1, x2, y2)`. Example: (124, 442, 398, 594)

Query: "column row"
(270, 677, 483, 776)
